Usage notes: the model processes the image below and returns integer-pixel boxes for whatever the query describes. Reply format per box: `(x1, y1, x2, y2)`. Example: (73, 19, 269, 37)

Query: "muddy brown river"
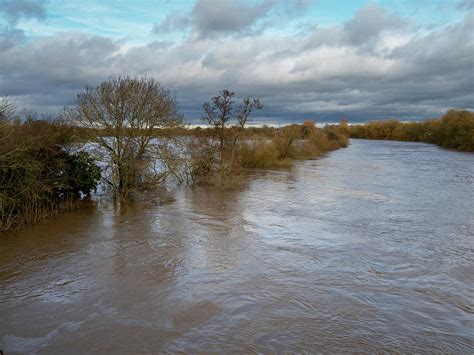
(1, 139, 473, 353)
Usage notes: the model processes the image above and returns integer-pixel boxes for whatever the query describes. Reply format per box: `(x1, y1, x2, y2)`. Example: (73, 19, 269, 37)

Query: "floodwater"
(1, 139, 473, 353)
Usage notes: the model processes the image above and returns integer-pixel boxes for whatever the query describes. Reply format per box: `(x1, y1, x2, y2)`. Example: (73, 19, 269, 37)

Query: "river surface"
(1, 139, 473, 353)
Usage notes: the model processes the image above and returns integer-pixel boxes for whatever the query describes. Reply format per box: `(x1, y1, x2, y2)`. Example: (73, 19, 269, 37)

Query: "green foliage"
(65, 152, 102, 197)
(0, 120, 101, 231)
(349, 110, 474, 152)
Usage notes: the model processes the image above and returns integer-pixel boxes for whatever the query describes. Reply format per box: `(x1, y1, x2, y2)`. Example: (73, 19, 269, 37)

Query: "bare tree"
(70, 76, 182, 199)
(0, 96, 16, 123)
(202, 90, 262, 179)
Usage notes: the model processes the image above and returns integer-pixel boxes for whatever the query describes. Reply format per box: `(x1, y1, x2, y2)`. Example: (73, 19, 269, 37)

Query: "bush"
(238, 124, 349, 170)
(0, 120, 101, 231)
(240, 140, 292, 169)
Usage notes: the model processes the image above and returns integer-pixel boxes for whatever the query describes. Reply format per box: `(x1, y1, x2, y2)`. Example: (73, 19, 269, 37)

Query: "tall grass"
(239, 123, 349, 169)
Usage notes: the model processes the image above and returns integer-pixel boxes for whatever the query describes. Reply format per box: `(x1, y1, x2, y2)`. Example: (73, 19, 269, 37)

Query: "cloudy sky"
(0, 0, 473, 123)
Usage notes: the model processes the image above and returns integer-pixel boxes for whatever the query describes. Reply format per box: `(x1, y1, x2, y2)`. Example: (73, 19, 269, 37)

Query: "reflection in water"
(1, 139, 473, 352)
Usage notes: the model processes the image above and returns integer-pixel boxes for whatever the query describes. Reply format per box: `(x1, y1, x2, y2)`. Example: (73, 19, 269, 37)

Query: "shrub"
(0, 120, 101, 231)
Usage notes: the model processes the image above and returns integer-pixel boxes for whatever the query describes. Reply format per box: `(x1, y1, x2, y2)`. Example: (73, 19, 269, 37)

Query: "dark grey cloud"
(1, 2, 473, 123)
(343, 4, 408, 46)
(458, 0, 474, 10)
(0, 33, 121, 111)
(192, 0, 275, 37)
(0, 27, 25, 50)
(0, 0, 47, 51)
(0, 0, 47, 24)
(389, 11, 474, 77)
(153, 0, 279, 38)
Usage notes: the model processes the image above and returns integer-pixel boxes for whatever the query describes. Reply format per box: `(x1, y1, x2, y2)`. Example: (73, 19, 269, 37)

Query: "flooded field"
(1, 139, 473, 353)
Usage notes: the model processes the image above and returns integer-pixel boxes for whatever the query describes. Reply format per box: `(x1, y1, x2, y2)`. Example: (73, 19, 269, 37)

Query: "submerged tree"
(71, 76, 182, 199)
(202, 89, 262, 180)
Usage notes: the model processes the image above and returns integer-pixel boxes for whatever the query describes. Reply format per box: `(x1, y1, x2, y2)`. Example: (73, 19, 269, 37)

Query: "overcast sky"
(0, 0, 473, 123)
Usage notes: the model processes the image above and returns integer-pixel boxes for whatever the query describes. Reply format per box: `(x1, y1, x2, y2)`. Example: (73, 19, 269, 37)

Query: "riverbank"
(349, 109, 474, 152)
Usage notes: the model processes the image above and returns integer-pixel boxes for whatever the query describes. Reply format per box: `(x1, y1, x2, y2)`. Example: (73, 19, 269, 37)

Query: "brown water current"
(1, 139, 473, 353)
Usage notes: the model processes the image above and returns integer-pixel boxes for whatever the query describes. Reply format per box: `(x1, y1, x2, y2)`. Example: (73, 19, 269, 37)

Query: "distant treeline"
(349, 109, 474, 152)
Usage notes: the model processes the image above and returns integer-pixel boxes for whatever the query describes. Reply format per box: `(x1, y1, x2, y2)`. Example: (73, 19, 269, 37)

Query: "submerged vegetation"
(68, 76, 182, 200)
(350, 109, 474, 152)
(158, 94, 349, 186)
(239, 121, 349, 169)
(3, 76, 472, 232)
(0, 118, 101, 231)
(0, 76, 346, 231)
(2, 74, 471, 233)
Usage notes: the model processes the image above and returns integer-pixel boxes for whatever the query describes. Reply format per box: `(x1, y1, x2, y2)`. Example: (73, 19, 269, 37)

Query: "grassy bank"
(349, 109, 474, 152)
